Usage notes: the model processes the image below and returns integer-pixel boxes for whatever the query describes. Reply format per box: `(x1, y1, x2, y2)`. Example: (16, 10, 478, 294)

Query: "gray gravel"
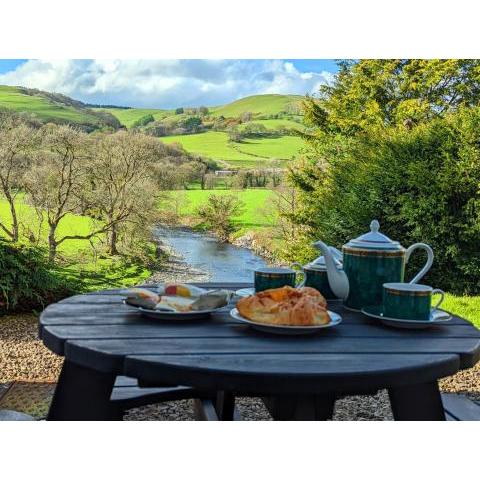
(146, 245, 211, 284)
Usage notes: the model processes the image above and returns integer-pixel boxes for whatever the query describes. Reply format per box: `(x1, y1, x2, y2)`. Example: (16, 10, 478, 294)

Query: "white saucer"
(361, 305, 452, 329)
(235, 287, 255, 297)
(230, 308, 342, 335)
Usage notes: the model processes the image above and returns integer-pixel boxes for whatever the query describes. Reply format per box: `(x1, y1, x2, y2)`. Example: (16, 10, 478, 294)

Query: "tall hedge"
(289, 107, 480, 294)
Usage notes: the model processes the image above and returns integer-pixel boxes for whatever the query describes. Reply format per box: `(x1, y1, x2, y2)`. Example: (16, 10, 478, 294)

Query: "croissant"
(237, 286, 330, 326)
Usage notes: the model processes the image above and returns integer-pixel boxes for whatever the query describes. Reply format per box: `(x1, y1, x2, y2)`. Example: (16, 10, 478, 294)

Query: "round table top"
(39, 283, 480, 396)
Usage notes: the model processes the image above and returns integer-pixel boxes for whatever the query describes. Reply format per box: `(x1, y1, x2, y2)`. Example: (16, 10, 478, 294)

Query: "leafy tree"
(196, 194, 244, 241)
(182, 116, 202, 132)
(132, 114, 155, 128)
(304, 59, 480, 136)
(199, 106, 209, 116)
(175, 107, 184, 115)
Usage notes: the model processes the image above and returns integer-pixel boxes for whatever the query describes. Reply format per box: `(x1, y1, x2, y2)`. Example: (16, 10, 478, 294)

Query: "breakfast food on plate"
(156, 296, 196, 312)
(126, 284, 233, 313)
(158, 283, 208, 298)
(125, 288, 160, 309)
(236, 286, 330, 326)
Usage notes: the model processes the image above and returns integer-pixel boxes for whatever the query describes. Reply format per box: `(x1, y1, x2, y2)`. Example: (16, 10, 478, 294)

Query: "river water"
(155, 226, 267, 282)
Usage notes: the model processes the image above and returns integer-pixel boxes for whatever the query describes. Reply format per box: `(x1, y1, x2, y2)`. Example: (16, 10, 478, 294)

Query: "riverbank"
(147, 243, 211, 284)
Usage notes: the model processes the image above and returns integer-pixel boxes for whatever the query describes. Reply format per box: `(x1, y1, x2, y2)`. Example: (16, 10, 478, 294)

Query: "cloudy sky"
(0, 59, 338, 108)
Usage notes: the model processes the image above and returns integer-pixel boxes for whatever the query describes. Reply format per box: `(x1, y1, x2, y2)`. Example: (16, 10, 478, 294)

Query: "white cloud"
(0, 59, 332, 108)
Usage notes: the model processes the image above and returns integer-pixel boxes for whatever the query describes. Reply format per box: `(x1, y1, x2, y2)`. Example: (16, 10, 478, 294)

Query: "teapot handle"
(405, 243, 434, 284)
(290, 262, 306, 287)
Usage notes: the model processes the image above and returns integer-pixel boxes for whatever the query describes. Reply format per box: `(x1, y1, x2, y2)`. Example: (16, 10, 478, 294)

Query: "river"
(154, 226, 267, 282)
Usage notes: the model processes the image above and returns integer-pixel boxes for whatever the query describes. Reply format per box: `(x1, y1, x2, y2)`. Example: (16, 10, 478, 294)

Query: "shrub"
(289, 107, 480, 294)
(131, 114, 155, 128)
(0, 240, 79, 313)
(196, 194, 245, 241)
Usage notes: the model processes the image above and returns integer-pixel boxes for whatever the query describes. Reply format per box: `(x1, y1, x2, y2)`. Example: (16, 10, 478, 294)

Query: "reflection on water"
(155, 226, 267, 282)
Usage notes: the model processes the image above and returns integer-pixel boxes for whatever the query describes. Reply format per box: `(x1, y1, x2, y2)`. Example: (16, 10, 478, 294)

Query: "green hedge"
(290, 107, 480, 294)
(0, 240, 79, 314)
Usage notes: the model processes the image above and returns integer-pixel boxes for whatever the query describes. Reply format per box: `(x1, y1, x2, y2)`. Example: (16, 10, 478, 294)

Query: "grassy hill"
(98, 94, 303, 128)
(95, 107, 172, 128)
(0, 85, 119, 130)
(210, 94, 303, 118)
(161, 131, 303, 167)
(0, 86, 305, 167)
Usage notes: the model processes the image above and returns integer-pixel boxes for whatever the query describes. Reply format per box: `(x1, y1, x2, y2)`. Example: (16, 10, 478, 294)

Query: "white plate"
(230, 308, 342, 335)
(124, 301, 222, 321)
(235, 287, 255, 297)
(361, 305, 452, 329)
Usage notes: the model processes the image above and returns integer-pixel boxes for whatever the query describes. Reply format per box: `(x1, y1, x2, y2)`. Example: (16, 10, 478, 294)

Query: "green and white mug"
(254, 267, 303, 292)
(382, 283, 445, 321)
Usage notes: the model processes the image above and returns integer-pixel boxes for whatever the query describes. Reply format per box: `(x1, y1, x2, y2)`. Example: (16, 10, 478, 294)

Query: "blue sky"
(0, 59, 339, 108)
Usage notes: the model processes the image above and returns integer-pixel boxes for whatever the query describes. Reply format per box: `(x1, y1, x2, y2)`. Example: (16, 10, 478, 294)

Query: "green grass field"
(233, 135, 304, 160)
(210, 94, 302, 117)
(161, 131, 302, 166)
(95, 107, 172, 128)
(175, 188, 275, 230)
(0, 86, 101, 125)
(0, 198, 151, 289)
(238, 118, 304, 132)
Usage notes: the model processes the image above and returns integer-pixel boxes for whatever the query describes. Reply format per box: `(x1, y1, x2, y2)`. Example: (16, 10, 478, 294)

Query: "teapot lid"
(306, 247, 343, 270)
(346, 220, 402, 251)
(305, 256, 328, 270)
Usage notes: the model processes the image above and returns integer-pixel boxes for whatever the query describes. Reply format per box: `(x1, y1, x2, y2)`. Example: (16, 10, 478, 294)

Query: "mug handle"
(405, 243, 434, 284)
(290, 262, 306, 288)
(431, 288, 445, 312)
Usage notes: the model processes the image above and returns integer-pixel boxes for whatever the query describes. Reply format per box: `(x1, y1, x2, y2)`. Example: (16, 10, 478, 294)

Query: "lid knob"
(370, 219, 380, 233)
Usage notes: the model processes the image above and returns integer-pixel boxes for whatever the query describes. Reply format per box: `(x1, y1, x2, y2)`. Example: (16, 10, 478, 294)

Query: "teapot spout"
(313, 240, 350, 300)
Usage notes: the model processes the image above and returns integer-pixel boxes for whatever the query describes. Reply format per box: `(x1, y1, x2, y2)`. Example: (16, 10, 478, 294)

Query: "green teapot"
(314, 220, 434, 311)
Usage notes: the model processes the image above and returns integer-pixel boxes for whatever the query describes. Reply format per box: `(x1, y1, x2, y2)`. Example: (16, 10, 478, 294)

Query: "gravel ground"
(1, 254, 479, 420)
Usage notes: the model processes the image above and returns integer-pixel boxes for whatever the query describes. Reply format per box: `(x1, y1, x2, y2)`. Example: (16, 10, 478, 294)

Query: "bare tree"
(24, 125, 108, 261)
(0, 114, 38, 241)
(88, 131, 161, 255)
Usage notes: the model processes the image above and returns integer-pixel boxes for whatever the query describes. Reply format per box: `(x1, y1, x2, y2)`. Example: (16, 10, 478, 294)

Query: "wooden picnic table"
(39, 282, 480, 420)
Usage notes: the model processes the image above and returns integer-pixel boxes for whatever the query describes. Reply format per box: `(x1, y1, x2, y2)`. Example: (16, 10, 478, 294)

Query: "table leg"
(263, 394, 336, 420)
(215, 391, 235, 421)
(48, 360, 120, 421)
(388, 381, 446, 421)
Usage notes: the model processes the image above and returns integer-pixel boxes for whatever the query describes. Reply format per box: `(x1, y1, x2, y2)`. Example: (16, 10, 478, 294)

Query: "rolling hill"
(209, 94, 303, 118)
(94, 107, 172, 128)
(0, 87, 306, 167)
(0, 85, 120, 130)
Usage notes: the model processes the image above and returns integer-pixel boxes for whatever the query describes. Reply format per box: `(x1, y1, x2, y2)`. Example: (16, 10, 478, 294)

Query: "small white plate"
(230, 308, 342, 335)
(124, 301, 221, 321)
(361, 305, 452, 329)
(235, 287, 255, 297)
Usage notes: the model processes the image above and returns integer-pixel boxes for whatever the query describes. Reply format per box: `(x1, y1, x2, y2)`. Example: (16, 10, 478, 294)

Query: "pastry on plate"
(236, 286, 330, 326)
